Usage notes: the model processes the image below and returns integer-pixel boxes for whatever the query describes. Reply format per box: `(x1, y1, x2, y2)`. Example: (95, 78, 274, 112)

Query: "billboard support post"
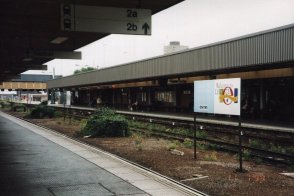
(194, 78, 242, 169)
(238, 113, 243, 172)
(193, 112, 197, 160)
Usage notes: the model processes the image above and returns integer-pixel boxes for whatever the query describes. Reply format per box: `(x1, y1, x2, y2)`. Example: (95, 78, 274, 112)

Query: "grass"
(204, 151, 218, 161)
(132, 133, 144, 151)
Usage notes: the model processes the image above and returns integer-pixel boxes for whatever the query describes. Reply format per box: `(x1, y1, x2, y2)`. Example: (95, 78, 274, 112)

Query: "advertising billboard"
(194, 78, 241, 116)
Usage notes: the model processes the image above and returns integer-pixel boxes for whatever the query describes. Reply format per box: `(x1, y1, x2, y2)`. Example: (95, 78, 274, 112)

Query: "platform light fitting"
(23, 57, 32, 62)
(50, 37, 68, 44)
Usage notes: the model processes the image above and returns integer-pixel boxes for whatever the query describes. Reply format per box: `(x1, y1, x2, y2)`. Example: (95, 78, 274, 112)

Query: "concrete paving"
(0, 111, 205, 196)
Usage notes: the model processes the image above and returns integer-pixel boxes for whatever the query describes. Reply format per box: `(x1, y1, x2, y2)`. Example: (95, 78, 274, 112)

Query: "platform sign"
(61, 4, 151, 35)
(194, 78, 241, 116)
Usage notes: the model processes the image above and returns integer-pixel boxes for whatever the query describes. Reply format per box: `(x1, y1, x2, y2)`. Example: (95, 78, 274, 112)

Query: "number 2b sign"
(194, 78, 241, 116)
(61, 4, 151, 35)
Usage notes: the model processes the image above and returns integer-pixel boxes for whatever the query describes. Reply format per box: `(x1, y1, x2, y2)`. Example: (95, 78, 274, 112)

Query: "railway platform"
(49, 104, 294, 133)
(0, 111, 205, 196)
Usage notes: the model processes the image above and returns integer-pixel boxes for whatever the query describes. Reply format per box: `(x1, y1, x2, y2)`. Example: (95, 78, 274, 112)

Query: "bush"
(31, 105, 55, 118)
(11, 104, 26, 112)
(40, 101, 48, 105)
(0, 101, 8, 108)
(78, 107, 128, 137)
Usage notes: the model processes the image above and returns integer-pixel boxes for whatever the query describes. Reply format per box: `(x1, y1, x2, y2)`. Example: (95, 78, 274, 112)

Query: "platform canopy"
(0, 0, 184, 82)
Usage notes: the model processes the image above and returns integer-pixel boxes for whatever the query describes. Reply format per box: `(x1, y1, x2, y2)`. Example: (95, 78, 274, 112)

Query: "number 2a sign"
(127, 9, 138, 17)
(61, 4, 151, 35)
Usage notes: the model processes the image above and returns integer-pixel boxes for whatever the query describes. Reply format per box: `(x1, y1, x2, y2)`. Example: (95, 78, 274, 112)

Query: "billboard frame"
(193, 78, 244, 172)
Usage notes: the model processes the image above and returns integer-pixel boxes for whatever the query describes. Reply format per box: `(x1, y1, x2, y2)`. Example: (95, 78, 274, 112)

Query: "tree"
(73, 67, 97, 75)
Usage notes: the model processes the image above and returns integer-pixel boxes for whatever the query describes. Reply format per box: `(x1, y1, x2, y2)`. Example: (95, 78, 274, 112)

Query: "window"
(154, 91, 176, 105)
(137, 92, 147, 103)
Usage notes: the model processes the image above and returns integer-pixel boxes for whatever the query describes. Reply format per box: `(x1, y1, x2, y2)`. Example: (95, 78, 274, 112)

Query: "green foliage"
(173, 128, 190, 137)
(73, 67, 97, 75)
(78, 107, 128, 137)
(182, 138, 193, 148)
(79, 119, 88, 129)
(288, 164, 294, 172)
(31, 105, 55, 118)
(0, 101, 9, 108)
(234, 149, 251, 161)
(249, 139, 267, 150)
(136, 143, 143, 151)
(269, 144, 286, 154)
(254, 157, 263, 164)
(285, 147, 294, 155)
(133, 133, 143, 145)
(197, 129, 207, 139)
(54, 111, 63, 118)
(128, 120, 191, 137)
(208, 143, 220, 150)
(197, 142, 208, 150)
(204, 151, 218, 161)
(132, 133, 144, 151)
(40, 101, 48, 105)
(243, 149, 251, 161)
(11, 103, 26, 112)
(167, 142, 178, 151)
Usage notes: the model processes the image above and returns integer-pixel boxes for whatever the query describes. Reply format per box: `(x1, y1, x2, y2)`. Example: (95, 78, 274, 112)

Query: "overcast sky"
(33, 0, 294, 76)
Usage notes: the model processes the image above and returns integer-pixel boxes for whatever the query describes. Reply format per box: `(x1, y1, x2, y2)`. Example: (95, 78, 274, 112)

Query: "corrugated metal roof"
(48, 23, 294, 89)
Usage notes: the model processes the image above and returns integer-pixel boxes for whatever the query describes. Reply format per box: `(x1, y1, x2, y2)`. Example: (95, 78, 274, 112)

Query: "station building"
(0, 73, 55, 104)
(47, 23, 294, 123)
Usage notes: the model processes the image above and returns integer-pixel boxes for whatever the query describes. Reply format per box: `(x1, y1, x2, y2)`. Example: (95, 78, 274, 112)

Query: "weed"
(54, 111, 63, 118)
(136, 143, 143, 151)
(197, 130, 207, 139)
(167, 142, 178, 151)
(208, 143, 219, 150)
(254, 157, 263, 164)
(204, 151, 218, 161)
(249, 139, 266, 150)
(182, 138, 193, 148)
(243, 149, 251, 161)
(131, 133, 144, 150)
(79, 119, 87, 129)
(288, 165, 294, 172)
(285, 147, 294, 155)
(133, 134, 143, 145)
(197, 142, 208, 150)
(269, 144, 286, 154)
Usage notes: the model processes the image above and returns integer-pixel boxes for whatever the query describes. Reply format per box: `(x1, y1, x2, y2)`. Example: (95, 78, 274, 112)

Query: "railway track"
(129, 127, 294, 164)
(53, 106, 294, 165)
(22, 104, 294, 164)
